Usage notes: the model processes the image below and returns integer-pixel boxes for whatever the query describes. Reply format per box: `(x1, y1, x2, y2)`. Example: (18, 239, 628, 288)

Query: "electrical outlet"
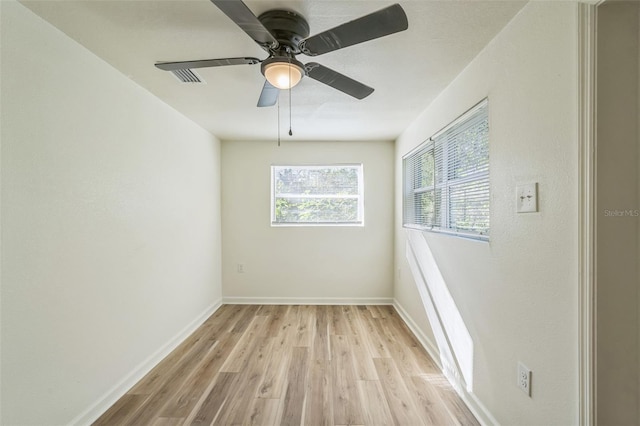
(517, 362, 532, 396)
(237, 263, 245, 273)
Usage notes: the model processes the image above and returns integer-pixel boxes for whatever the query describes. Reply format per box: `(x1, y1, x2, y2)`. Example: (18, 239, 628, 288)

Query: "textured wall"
(221, 140, 394, 302)
(1, 2, 222, 424)
(394, 2, 578, 424)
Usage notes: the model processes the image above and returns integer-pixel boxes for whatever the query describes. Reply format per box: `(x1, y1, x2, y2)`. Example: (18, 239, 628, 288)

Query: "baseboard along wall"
(71, 299, 223, 426)
(392, 299, 499, 426)
(222, 296, 395, 305)
(73, 297, 498, 426)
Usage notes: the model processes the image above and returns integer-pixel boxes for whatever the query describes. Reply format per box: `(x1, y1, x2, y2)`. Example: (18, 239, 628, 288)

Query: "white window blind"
(271, 164, 364, 226)
(403, 99, 489, 240)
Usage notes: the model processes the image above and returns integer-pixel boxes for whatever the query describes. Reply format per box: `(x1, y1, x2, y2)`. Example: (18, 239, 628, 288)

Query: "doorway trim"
(577, 1, 601, 424)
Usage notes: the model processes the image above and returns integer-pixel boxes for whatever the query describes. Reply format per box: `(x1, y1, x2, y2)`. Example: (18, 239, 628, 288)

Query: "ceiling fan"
(155, 0, 408, 107)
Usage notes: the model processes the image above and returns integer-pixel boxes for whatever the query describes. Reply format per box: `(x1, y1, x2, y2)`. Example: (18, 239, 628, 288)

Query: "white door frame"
(578, 1, 604, 424)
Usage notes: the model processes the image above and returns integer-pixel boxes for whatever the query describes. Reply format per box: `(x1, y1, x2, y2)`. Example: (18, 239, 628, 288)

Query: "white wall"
(222, 140, 394, 302)
(0, 2, 222, 424)
(596, 2, 640, 424)
(394, 2, 578, 424)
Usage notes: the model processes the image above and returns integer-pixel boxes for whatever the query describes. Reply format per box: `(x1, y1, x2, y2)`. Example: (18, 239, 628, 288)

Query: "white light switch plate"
(517, 183, 538, 213)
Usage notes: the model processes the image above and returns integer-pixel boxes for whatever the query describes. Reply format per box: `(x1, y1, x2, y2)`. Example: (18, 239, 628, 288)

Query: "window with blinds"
(271, 164, 364, 226)
(403, 99, 489, 240)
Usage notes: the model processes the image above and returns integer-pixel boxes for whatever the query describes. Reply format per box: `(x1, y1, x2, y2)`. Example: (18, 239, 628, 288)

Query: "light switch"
(517, 183, 538, 213)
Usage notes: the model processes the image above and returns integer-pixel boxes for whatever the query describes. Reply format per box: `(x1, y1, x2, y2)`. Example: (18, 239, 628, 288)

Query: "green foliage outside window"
(403, 99, 489, 240)
(272, 165, 363, 225)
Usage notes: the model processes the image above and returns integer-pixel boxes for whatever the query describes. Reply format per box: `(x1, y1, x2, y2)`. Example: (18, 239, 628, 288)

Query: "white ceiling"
(21, 0, 526, 141)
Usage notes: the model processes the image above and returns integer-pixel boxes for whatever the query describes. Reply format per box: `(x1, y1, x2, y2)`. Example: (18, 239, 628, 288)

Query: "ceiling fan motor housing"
(258, 10, 310, 87)
(258, 10, 310, 55)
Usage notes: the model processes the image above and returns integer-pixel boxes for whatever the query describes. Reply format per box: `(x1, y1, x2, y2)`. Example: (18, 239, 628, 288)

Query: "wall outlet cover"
(517, 362, 532, 396)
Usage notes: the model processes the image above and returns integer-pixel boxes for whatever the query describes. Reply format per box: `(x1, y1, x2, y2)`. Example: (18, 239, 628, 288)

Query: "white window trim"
(271, 164, 365, 227)
(403, 99, 489, 241)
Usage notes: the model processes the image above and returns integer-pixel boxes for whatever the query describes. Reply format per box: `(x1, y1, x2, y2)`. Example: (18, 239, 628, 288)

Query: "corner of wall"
(392, 299, 498, 426)
(69, 300, 222, 425)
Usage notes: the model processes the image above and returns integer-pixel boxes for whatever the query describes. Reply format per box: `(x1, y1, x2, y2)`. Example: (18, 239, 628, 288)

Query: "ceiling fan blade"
(210, 0, 278, 50)
(300, 4, 408, 56)
(305, 63, 374, 100)
(155, 57, 261, 71)
(257, 80, 279, 107)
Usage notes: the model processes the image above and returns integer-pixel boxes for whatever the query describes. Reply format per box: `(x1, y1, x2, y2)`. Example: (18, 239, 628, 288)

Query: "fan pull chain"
(277, 92, 281, 147)
(288, 60, 293, 137)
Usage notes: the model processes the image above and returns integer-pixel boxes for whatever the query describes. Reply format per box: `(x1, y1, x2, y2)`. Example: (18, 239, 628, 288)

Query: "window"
(403, 99, 489, 240)
(271, 164, 364, 226)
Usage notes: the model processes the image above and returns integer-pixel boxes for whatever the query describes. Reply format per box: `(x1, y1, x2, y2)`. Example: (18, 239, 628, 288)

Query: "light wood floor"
(93, 305, 479, 426)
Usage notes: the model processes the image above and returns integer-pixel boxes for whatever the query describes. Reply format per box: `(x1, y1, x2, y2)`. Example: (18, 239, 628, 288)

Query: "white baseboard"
(391, 299, 441, 368)
(222, 296, 394, 305)
(68, 298, 223, 426)
(392, 299, 499, 426)
(71, 298, 497, 425)
(461, 391, 500, 426)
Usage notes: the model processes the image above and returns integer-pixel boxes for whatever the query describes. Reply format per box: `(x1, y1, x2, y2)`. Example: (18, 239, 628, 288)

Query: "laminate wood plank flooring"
(93, 304, 479, 426)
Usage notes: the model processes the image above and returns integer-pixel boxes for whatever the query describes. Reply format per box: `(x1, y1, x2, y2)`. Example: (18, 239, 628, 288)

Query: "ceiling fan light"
(262, 60, 304, 90)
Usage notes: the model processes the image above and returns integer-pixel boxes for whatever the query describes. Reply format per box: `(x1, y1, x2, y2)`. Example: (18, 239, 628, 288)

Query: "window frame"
(271, 163, 365, 227)
(403, 99, 490, 241)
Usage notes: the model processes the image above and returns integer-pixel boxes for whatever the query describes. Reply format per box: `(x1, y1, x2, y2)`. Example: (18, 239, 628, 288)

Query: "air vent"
(170, 68, 205, 84)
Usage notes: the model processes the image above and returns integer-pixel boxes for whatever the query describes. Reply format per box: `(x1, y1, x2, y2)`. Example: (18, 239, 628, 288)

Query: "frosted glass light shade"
(263, 61, 304, 90)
